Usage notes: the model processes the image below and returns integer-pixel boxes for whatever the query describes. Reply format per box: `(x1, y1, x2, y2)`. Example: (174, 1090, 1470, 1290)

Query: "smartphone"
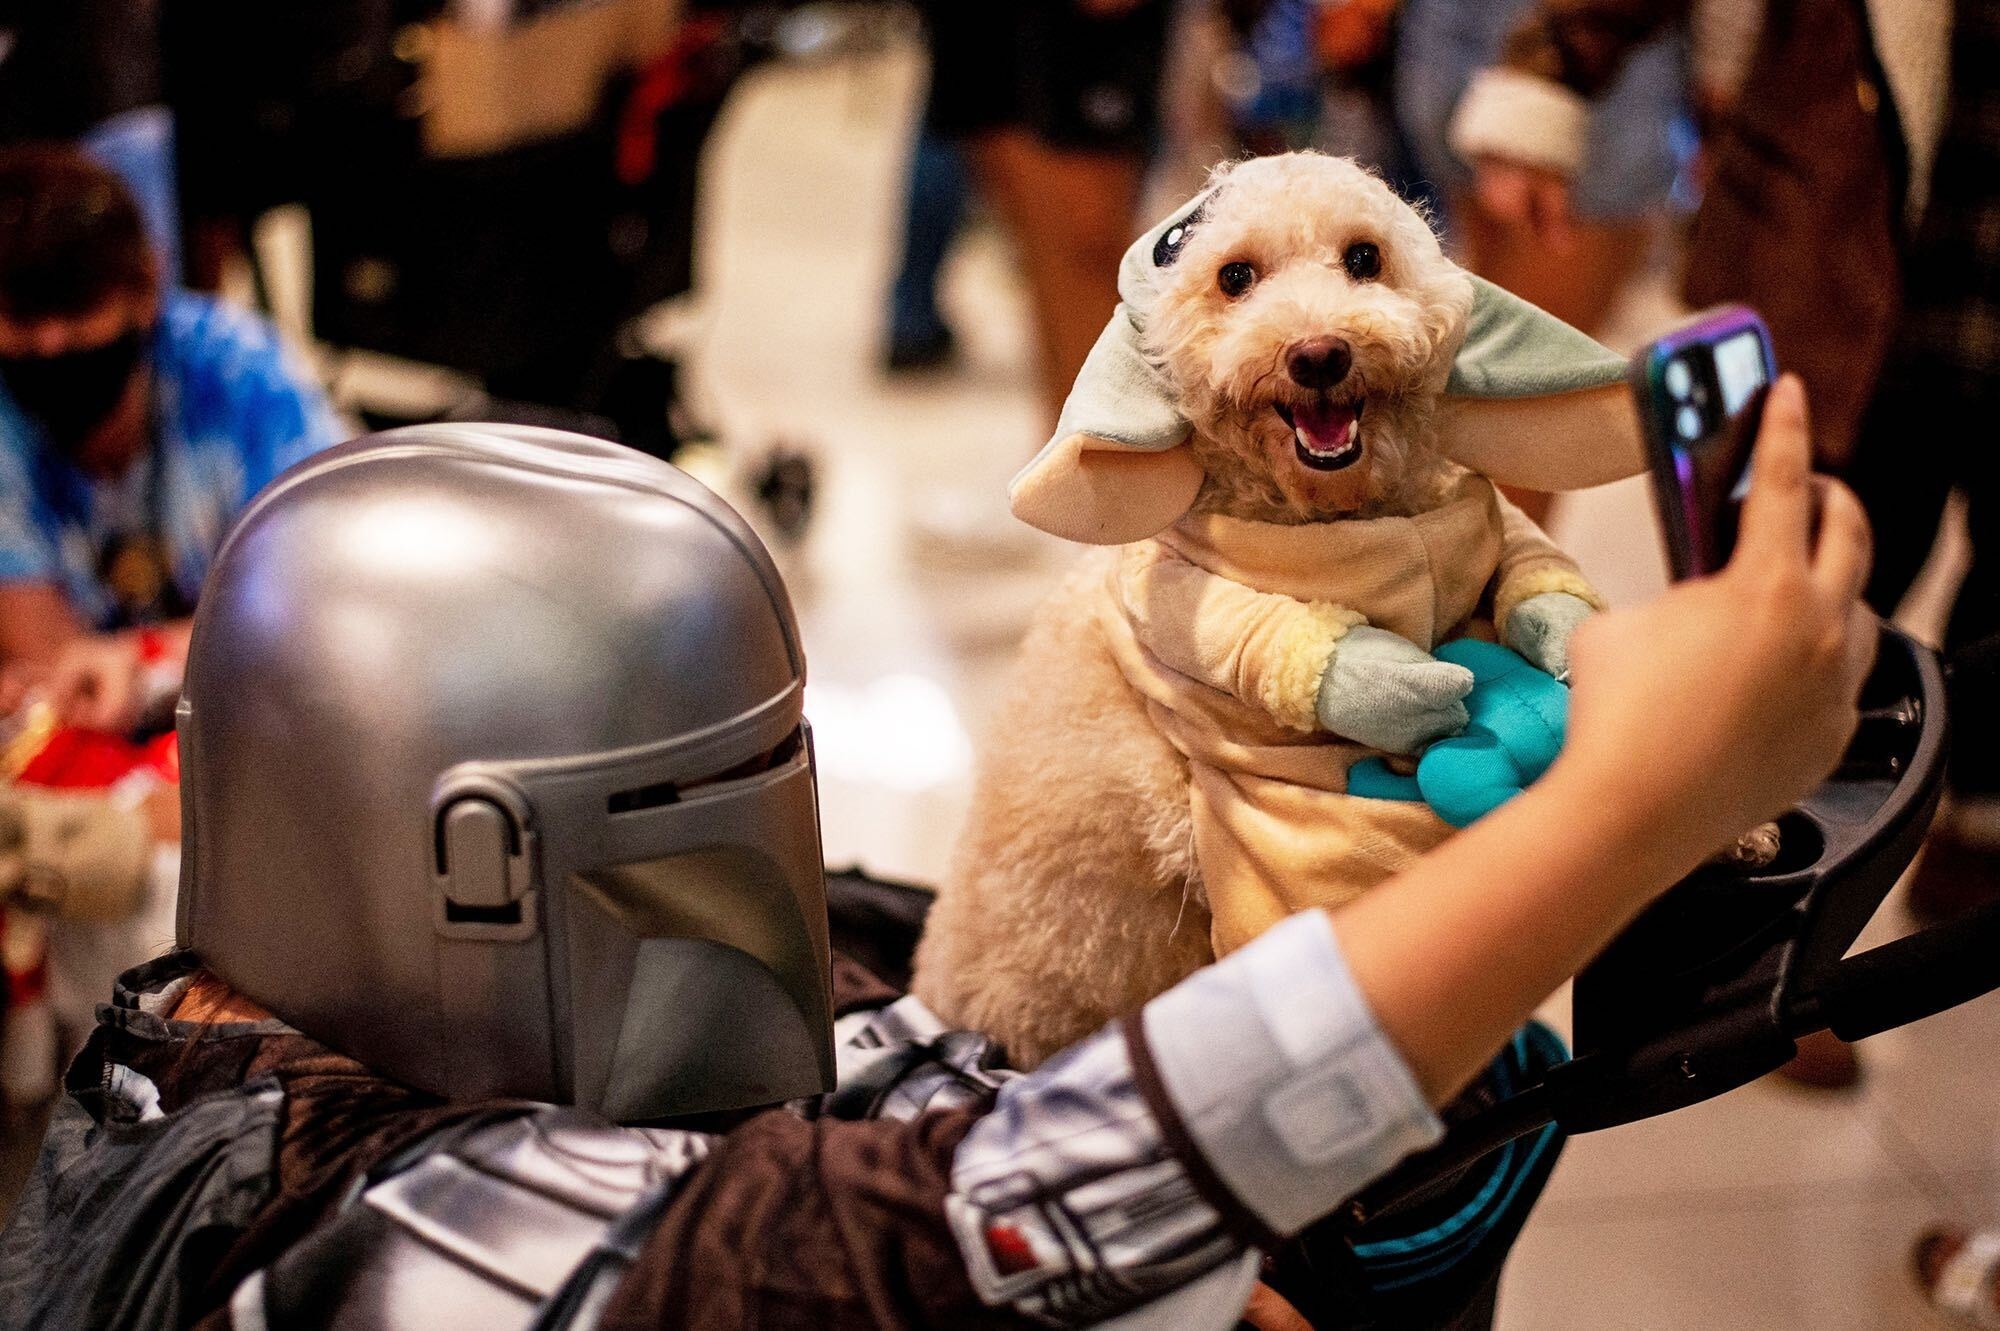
(1629, 307, 1777, 580)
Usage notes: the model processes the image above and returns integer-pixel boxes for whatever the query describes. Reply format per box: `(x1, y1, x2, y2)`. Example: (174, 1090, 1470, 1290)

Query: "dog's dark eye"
(1218, 261, 1257, 297)
(1343, 242, 1382, 281)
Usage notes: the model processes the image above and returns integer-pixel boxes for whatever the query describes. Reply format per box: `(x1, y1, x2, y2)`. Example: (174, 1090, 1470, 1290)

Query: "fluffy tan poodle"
(912, 152, 1650, 1067)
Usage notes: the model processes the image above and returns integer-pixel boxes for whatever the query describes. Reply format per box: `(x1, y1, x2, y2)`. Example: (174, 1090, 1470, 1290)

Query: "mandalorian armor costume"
(0, 428, 1491, 1331)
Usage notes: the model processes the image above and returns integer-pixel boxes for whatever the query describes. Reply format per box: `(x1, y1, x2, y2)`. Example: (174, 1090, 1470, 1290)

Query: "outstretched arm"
(1344, 375, 1873, 1099)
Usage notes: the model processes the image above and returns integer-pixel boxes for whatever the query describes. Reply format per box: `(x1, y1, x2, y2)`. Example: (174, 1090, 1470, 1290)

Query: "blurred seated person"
(0, 144, 343, 737)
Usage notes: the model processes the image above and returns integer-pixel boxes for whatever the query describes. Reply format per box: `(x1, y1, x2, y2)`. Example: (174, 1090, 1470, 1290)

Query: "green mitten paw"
(1316, 626, 1474, 755)
(1504, 591, 1594, 679)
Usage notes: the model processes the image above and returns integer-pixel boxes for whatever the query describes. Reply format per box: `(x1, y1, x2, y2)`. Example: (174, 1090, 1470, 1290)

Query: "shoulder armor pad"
(227, 1108, 711, 1331)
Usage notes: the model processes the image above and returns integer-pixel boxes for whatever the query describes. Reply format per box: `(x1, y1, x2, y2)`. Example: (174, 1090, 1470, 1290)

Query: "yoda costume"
(1009, 187, 1647, 957)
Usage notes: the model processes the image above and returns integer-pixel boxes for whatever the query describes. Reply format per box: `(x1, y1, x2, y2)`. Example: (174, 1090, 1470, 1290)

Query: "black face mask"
(0, 330, 147, 458)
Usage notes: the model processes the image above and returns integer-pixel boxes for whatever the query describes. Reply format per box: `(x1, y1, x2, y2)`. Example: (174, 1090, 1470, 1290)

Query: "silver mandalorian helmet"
(176, 426, 833, 1120)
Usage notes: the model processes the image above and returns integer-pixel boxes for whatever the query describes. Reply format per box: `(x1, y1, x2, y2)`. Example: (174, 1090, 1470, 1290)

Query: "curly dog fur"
(912, 153, 1494, 1067)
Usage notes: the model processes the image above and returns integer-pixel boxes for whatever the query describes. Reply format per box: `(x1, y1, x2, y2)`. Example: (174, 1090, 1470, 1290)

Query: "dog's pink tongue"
(1294, 400, 1358, 454)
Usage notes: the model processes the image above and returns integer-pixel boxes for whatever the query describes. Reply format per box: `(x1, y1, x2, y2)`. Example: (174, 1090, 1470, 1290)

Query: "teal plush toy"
(1347, 638, 1567, 828)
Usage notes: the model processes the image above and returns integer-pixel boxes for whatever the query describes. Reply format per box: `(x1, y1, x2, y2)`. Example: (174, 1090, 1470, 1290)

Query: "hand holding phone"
(1629, 308, 1777, 580)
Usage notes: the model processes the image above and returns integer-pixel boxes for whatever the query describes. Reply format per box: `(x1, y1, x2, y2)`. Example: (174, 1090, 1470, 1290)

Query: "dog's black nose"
(1286, 337, 1352, 391)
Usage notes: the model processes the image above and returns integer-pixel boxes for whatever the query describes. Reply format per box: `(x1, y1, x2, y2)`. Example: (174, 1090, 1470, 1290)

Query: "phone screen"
(1639, 315, 1774, 578)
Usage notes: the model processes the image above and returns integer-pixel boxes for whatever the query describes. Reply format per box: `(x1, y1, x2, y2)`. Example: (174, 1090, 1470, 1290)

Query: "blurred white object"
(808, 674, 973, 794)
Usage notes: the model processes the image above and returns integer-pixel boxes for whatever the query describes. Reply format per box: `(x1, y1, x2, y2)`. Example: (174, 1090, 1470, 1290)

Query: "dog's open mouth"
(1275, 399, 1364, 472)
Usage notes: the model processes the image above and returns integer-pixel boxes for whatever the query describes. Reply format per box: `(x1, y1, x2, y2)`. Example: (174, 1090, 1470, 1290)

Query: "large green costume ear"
(1434, 276, 1646, 491)
(1009, 197, 1209, 545)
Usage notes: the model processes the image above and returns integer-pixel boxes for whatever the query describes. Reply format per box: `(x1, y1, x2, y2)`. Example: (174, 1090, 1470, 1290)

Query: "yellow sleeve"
(1114, 543, 1364, 732)
(1490, 491, 1605, 634)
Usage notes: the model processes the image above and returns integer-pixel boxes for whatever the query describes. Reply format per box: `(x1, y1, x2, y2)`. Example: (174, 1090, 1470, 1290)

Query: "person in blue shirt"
(0, 143, 344, 734)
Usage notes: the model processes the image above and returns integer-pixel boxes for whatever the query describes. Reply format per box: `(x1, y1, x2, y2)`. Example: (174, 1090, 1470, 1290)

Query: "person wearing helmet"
(0, 383, 1872, 1330)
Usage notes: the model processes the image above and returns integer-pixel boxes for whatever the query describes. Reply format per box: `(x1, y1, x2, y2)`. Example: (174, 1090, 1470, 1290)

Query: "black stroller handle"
(1792, 634, 2000, 1042)
(1801, 895, 2000, 1041)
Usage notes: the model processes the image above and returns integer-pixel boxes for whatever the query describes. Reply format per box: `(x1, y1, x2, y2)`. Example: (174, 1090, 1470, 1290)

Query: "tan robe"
(1099, 471, 1601, 956)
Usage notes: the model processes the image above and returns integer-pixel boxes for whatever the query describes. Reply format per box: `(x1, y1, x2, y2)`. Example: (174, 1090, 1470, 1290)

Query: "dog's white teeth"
(1294, 417, 1361, 458)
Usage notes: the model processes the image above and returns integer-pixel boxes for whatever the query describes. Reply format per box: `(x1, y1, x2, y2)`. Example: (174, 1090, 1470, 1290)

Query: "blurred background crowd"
(0, 0, 1994, 1325)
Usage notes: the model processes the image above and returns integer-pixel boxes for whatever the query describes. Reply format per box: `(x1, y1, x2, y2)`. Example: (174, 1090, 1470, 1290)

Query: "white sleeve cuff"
(1136, 909, 1442, 1238)
(1447, 66, 1591, 178)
